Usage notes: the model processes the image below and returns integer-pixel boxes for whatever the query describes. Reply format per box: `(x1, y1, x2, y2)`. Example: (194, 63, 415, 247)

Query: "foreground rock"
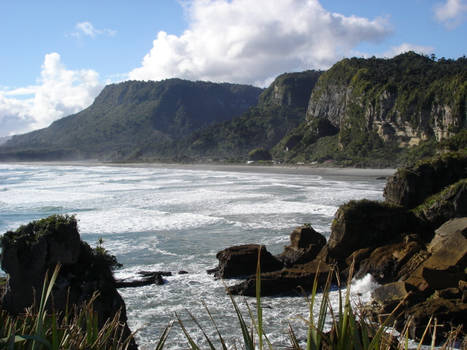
(207, 244, 283, 279)
(326, 200, 422, 265)
(228, 260, 332, 296)
(0, 215, 137, 349)
(278, 225, 326, 267)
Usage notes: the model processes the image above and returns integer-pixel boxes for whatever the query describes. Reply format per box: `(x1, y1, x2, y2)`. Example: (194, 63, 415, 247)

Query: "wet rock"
(228, 261, 332, 296)
(178, 270, 189, 274)
(278, 225, 326, 267)
(116, 272, 168, 288)
(0, 215, 137, 349)
(208, 244, 283, 279)
(353, 240, 423, 284)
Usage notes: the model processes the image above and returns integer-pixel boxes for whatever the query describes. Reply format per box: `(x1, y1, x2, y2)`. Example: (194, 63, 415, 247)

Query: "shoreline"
(1, 161, 396, 178)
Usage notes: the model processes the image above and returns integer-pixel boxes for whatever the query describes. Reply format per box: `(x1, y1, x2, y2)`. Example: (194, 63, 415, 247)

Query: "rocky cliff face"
(305, 53, 466, 149)
(258, 70, 322, 109)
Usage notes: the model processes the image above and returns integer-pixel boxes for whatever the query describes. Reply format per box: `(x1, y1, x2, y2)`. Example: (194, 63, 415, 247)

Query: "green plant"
(172, 253, 459, 350)
(0, 264, 134, 350)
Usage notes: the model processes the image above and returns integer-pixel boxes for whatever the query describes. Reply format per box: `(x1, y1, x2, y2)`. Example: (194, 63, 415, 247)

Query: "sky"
(0, 0, 466, 138)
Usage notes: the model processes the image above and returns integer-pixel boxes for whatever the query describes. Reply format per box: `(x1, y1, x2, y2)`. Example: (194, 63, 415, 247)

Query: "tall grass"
(174, 251, 460, 350)
(0, 256, 461, 349)
(0, 264, 134, 350)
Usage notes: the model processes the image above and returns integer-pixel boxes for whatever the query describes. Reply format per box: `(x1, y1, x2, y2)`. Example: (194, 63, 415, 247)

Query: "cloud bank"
(0, 53, 102, 137)
(434, 0, 467, 29)
(129, 0, 390, 86)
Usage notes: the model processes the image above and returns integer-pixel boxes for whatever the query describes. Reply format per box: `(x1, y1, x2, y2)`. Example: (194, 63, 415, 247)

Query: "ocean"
(0, 163, 391, 349)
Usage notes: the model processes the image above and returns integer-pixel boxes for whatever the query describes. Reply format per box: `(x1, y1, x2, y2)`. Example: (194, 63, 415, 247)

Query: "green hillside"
(0, 79, 262, 161)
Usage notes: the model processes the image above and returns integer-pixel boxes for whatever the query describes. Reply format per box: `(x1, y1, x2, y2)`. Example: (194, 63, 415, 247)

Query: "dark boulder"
(116, 271, 171, 288)
(383, 152, 467, 209)
(327, 200, 419, 263)
(228, 260, 332, 296)
(278, 225, 326, 267)
(0, 215, 137, 349)
(207, 244, 283, 279)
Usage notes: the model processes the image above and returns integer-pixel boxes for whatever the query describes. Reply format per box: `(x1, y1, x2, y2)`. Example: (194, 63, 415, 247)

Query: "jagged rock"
(353, 240, 423, 284)
(278, 225, 326, 267)
(413, 179, 467, 230)
(207, 244, 283, 279)
(228, 261, 331, 296)
(327, 200, 419, 263)
(0, 215, 137, 349)
(405, 218, 467, 293)
(372, 281, 410, 306)
(383, 152, 467, 209)
(398, 297, 467, 345)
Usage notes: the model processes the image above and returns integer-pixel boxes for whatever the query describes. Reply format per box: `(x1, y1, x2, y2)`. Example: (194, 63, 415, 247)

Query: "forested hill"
(0, 53, 465, 166)
(0, 79, 262, 161)
(176, 70, 323, 162)
(273, 52, 467, 166)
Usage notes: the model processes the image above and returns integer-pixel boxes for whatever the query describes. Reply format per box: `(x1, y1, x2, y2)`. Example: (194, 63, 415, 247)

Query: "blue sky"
(0, 0, 466, 137)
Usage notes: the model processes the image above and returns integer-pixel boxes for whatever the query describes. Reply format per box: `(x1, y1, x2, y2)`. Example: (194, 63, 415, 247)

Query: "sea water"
(0, 163, 390, 349)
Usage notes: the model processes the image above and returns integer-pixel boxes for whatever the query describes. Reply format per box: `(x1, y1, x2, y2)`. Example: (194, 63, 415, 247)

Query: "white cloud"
(72, 21, 116, 38)
(383, 43, 435, 58)
(0, 53, 103, 137)
(434, 0, 467, 29)
(129, 0, 390, 86)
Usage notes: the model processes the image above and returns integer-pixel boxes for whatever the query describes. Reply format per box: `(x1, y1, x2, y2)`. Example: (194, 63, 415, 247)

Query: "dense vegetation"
(276, 53, 466, 167)
(143, 70, 322, 162)
(0, 53, 464, 166)
(0, 79, 262, 161)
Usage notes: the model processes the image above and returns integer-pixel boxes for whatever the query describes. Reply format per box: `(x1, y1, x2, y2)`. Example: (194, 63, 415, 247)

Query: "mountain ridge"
(1, 53, 465, 166)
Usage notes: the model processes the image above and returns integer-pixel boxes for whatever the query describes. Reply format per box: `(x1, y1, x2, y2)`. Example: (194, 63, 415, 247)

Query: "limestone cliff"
(276, 52, 466, 166)
(306, 52, 466, 148)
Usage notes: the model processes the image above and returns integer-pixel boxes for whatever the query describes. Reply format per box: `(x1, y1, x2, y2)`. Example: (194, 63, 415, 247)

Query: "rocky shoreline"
(208, 151, 467, 345)
(0, 151, 465, 347)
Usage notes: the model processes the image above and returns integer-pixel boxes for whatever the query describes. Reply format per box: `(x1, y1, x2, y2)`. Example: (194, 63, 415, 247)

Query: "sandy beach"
(5, 161, 396, 178)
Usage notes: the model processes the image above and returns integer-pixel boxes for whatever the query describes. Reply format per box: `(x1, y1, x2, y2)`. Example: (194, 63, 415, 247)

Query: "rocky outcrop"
(0, 215, 137, 349)
(384, 152, 467, 208)
(212, 152, 466, 344)
(228, 261, 331, 297)
(207, 244, 283, 279)
(209, 226, 329, 295)
(327, 200, 420, 263)
(404, 218, 467, 293)
(413, 178, 467, 229)
(278, 225, 326, 267)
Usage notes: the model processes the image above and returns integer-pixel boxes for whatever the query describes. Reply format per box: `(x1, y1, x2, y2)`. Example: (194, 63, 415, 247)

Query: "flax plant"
(0, 264, 134, 350)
